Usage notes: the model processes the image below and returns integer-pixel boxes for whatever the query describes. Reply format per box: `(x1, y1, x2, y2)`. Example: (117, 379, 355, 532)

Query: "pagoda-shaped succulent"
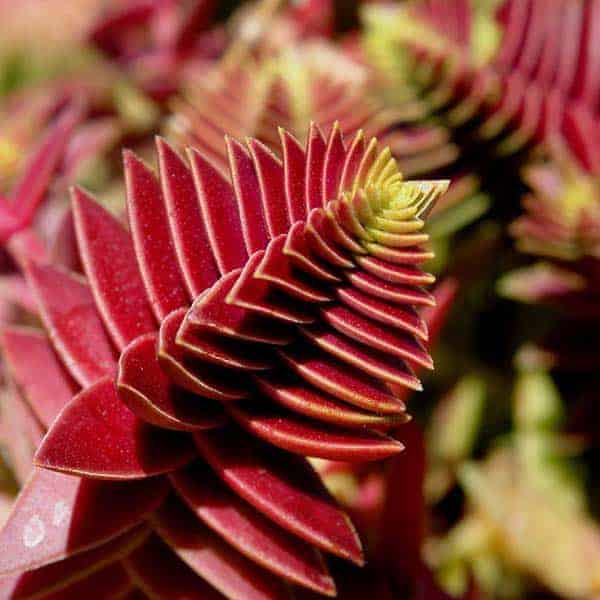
(170, 38, 407, 174)
(362, 0, 600, 174)
(0, 125, 448, 598)
(498, 163, 600, 372)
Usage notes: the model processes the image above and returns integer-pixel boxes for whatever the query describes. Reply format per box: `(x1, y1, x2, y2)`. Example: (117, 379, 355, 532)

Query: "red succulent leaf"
(194, 427, 364, 565)
(151, 495, 291, 600)
(118, 332, 226, 431)
(71, 187, 156, 350)
(24, 263, 117, 388)
(157, 137, 220, 297)
(254, 369, 407, 430)
(306, 123, 329, 212)
(170, 461, 335, 596)
(35, 377, 196, 479)
(0, 468, 168, 574)
(280, 129, 307, 224)
(226, 136, 270, 254)
(188, 148, 249, 274)
(0, 327, 77, 428)
(0, 525, 149, 599)
(124, 150, 190, 320)
(225, 401, 404, 462)
(122, 534, 225, 600)
(247, 138, 290, 238)
(1, 104, 83, 244)
(158, 307, 249, 401)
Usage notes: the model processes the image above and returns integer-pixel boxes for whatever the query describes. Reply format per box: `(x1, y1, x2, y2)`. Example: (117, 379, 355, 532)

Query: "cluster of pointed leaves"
(0, 91, 130, 328)
(500, 164, 600, 316)
(357, 9, 486, 219)
(497, 164, 600, 373)
(384, 0, 600, 174)
(314, 416, 478, 599)
(0, 125, 448, 599)
(171, 40, 407, 173)
(512, 164, 600, 262)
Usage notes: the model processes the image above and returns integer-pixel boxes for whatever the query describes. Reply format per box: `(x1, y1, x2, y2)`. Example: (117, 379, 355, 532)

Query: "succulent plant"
(170, 38, 407, 174)
(363, 0, 600, 174)
(497, 163, 600, 374)
(88, 0, 223, 102)
(0, 124, 448, 598)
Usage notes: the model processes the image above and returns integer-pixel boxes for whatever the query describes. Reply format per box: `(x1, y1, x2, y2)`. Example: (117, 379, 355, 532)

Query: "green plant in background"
(428, 369, 600, 599)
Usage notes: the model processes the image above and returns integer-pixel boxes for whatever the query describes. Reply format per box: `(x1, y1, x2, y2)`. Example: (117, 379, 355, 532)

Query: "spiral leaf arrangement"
(0, 124, 447, 599)
(365, 0, 600, 174)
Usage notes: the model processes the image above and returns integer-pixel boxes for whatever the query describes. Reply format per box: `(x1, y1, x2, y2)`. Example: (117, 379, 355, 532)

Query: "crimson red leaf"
(321, 305, 433, 369)
(278, 345, 408, 414)
(254, 371, 408, 429)
(339, 131, 366, 194)
(226, 402, 404, 461)
(157, 137, 220, 297)
(0, 525, 149, 599)
(124, 150, 189, 320)
(226, 136, 269, 254)
(322, 123, 346, 205)
(187, 147, 248, 274)
(0, 468, 168, 574)
(335, 286, 428, 340)
(185, 270, 293, 345)
(194, 427, 364, 565)
(123, 534, 228, 600)
(118, 333, 226, 431)
(248, 138, 290, 237)
(170, 462, 335, 596)
(25, 262, 117, 387)
(254, 235, 332, 304)
(0, 326, 77, 428)
(71, 187, 156, 350)
(178, 325, 273, 371)
(8, 104, 82, 236)
(158, 308, 248, 401)
(344, 270, 435, 307)
(152, 495, 291, 600)
(280, 128, 307, 223)
(35, 377, 196, 479)
(299, 324, 421, 390)
(227, 252, 315, 324)
(305, 123, 327, 212)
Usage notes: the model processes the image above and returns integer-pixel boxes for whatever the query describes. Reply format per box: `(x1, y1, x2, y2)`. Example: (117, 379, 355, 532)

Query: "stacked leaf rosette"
(0, 124, 448, 599)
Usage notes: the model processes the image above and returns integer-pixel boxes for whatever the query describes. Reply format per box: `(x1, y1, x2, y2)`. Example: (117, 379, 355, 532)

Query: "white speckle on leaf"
(23, 515, 45, 548)
(52, 501, 70, 527)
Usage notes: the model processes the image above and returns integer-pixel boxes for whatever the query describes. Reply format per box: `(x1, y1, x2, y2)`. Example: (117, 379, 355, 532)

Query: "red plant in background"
(170, 39, 405, 173)
(88, 0, 223, 102)
(0, 105, 83, 247)
(384, 0, 600, 174)
(0, 124, 448, 598)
